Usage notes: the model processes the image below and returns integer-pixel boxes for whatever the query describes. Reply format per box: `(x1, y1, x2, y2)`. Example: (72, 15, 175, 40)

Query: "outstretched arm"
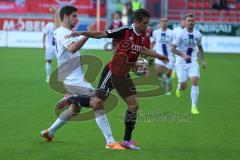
(65, 31, 108, 39)
(171, 44, 190, 61)
(140, 47, 169, 64)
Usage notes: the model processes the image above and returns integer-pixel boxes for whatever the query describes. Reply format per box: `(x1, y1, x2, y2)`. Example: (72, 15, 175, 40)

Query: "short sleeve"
(151, 30, 157, 43)
(197, 32, 202, 46)
(172, 31, 182, 46)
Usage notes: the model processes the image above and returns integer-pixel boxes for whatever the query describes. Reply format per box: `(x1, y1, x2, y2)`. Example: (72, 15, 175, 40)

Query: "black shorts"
(96, 65, 136, 100)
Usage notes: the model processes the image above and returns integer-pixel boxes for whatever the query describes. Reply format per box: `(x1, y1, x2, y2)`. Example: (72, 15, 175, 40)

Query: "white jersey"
(54, 26, 85, 85)
(152, 28, 174, 61)
(172, 26, 184, 41)
(172, 28, 202, 65)
(43, 22, 55, 48)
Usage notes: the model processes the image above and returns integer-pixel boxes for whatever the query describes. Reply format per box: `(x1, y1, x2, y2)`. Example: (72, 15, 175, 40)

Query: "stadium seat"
(195, 10, 202, 17)
(203, 2, 211, 9)
(204, 10, 212, 16)
(228, 0, 235, 3)
(187, 2, 194, 9)
(220, 10, 228, 17)
(196, 2, 202, 9)
(237, 3, 240, 9)
(228, 10, 236, 17)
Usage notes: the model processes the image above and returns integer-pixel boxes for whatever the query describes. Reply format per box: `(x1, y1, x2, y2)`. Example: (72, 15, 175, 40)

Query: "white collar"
(131, 23, 140, 36)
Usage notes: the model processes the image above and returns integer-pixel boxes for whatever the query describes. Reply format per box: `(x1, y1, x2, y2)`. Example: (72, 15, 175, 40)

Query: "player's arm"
(65, 25, 96, 53)
(66, 31, 108, 39)
(49, 7, 60, 29)
(171, 33, 191, 61)
(197, 44, 207, 69)
(140, 47, 169, 64)
(67, 36, 89, 53)
(42, 33, 46, 50)
(66, 25, 126, 39)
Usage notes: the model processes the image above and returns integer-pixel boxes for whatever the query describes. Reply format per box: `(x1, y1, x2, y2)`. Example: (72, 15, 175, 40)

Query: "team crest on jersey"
(189, 37, 194, 44)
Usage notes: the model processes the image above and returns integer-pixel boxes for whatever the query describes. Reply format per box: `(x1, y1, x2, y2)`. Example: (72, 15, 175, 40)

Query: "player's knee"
(90, 97, 104, 110)
(191, 78, 199, 86)
(128, 104, 139, 112)
(180, 83, 187, 90)
(70, 104, 81, 114)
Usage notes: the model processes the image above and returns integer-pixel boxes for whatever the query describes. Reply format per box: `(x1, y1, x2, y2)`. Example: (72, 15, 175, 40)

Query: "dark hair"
(59, 6, 77, 21)
(184, 13, 194, 20)
(133, 9, 151, 22)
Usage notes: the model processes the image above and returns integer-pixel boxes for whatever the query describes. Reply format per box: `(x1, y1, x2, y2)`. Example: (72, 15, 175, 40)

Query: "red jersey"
(106, 25, 146, 76)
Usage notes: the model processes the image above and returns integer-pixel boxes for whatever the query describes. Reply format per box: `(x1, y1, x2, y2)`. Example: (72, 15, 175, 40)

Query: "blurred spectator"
(212, 0, 229, 10)
(125, 0, 133, 24)
(116, 0, 123, 17)
(109, 12, 123, 49)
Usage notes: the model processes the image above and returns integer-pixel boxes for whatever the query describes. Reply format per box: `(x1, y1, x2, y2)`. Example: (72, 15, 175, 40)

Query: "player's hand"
(65, 32, 82, 38)
(158, 55, 169, 64)
(87, 24, 96, 31)
(49, 7, 57, 14)
(182, 54, 191, 61)
(202, 60, 207, 69)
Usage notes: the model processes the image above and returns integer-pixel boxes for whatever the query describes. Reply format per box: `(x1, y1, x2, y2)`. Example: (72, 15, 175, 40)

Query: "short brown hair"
(184, 13, 194, 20)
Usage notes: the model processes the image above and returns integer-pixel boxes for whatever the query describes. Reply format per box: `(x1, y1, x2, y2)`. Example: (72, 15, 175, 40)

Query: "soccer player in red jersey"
(65, 9, 169, 150)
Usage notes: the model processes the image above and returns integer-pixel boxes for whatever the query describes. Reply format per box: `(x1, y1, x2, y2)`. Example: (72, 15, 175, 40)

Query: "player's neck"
(161, 27, 167, 31)
(62, 23, 72, 30)
(187, 28, 193, 33)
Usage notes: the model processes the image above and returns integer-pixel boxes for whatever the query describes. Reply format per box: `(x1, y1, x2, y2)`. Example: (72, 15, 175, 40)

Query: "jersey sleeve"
(106, 26, 126, 39)
(172, 31, 182, 46)
(197, 32, 202, 46)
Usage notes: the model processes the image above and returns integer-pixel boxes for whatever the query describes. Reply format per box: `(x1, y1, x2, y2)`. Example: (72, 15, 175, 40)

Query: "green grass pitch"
(0, 47, 239, 160)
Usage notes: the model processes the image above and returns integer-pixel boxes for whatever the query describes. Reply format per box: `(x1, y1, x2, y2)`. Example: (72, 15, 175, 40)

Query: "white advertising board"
(0, 31, 240, 54)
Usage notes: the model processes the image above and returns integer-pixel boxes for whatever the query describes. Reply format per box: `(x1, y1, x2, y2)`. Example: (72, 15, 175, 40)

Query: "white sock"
(95, 110, 115, 145)
(48, 109, 75, 135)
(46, 62, 52, 79)
(191, 85, 199, 107)
(177, 83, 181, 90)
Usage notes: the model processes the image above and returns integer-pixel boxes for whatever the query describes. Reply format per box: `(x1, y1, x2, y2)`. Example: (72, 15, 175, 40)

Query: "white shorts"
(155, 58, 175, 70)
(63, 80, 95, 97)
(45, 46, 56, 60)
(175, 63, 200, 83)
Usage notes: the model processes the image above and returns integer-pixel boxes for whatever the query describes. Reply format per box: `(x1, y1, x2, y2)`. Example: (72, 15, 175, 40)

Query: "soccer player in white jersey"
(151, 17, 174, 95)
(41, 6, 125, 150)
(42, 22, 56, 82)
(171, 14, 207, 115)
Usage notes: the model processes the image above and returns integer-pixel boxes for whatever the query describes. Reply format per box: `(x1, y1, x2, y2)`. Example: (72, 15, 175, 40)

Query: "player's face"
(186, 17, 194, 30)
(160, 18, 168, 29)
(135, 17, 149, 33)
(66, 12, 79, 29)
(114, 13, 120, 20)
